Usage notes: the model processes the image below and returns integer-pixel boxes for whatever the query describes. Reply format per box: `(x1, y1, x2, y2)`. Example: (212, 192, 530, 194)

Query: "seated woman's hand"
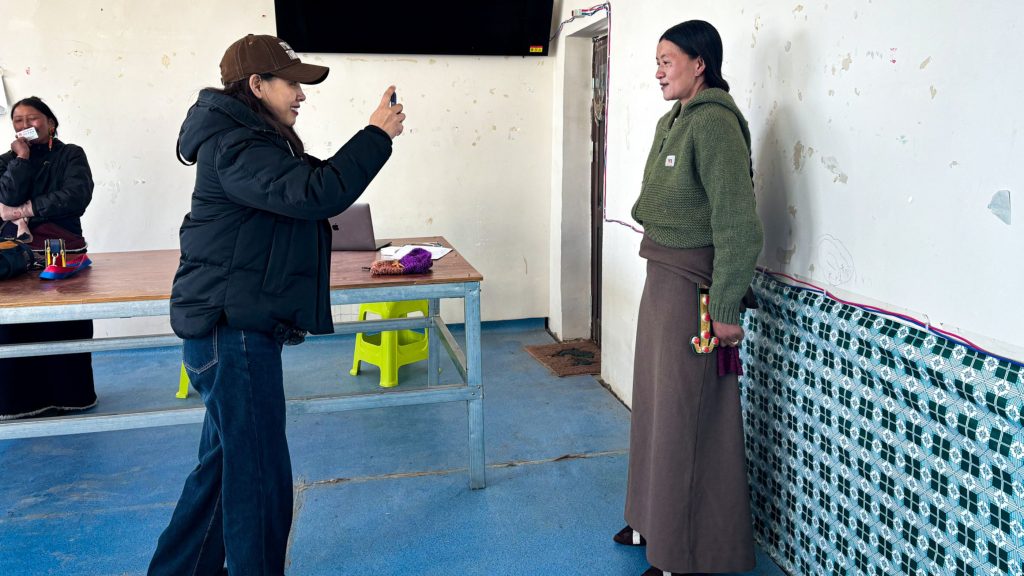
(11, 137, 30, 160)
(0, 201, 33, 222)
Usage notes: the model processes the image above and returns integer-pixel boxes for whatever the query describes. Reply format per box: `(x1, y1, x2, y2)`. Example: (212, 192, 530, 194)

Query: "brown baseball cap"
(220, 34, 329, 85)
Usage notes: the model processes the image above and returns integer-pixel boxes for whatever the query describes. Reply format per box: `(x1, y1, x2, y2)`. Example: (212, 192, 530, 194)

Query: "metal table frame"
(0, 279, 485, 489)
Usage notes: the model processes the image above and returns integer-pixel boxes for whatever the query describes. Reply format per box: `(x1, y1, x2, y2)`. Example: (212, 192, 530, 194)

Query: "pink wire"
(758, 268, 987, 352)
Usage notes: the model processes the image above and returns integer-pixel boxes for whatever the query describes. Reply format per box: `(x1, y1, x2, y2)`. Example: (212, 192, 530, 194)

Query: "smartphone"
(390, 91, 397, 107)
(16, 127, 38, 141)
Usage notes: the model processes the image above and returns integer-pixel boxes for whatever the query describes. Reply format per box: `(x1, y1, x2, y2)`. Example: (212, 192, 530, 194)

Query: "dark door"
(591, 35, 608, 344)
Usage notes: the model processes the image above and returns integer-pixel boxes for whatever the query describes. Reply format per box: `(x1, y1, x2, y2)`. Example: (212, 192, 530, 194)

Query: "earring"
(48, 129, 54, 151)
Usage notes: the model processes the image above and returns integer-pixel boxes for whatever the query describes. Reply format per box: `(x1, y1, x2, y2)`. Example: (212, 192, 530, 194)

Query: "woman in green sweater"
(615, 20, 763, 576)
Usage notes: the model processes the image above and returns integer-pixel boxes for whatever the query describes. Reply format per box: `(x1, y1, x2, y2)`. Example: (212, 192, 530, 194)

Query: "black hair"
(660, 20, 730, 92)
(10, 96, 59, 137)
(212, 74, 305, 155)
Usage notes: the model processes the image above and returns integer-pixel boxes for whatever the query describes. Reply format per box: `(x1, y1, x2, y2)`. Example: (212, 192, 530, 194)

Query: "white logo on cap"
(279, 41, 298, 60)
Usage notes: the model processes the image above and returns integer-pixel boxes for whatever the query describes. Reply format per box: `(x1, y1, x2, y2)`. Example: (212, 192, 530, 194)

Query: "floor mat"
(524, 339, 601, 377)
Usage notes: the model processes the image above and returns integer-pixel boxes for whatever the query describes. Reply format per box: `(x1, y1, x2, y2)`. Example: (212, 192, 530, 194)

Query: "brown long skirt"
(624, 236, 754, 574)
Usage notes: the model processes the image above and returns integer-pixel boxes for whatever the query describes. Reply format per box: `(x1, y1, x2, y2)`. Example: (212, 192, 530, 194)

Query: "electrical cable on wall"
(551, 3, 643, 234)
(550, 4, 611, 41)
(757, 267, 1024, 369)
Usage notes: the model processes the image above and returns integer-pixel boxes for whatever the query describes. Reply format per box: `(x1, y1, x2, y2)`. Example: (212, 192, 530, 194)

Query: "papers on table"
(380, 244, 453, 261)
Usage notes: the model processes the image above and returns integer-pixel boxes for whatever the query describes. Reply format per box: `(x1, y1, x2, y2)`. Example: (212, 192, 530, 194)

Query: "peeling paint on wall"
(776, 245, 796, 265)
(988, 190, 1012, 225)
(820, 156, 848, 183)
(841, 53, 852, 71)
(793, 141, 815, 171)
(930, 85, 937, 99)
(919, 56, 932, 69)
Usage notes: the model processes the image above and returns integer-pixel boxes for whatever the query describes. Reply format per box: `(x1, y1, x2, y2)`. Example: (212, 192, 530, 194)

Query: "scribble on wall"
(815, 234, 855, 286)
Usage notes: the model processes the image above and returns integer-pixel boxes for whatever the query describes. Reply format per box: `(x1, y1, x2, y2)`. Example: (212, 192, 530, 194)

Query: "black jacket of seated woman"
(0, 96, 96, 420)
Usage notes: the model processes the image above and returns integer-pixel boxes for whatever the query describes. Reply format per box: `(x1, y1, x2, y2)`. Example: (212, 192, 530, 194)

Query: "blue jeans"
(149, 325, 292, 576)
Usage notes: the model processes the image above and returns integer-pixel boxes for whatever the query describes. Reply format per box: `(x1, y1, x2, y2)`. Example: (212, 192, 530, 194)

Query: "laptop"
(329, 203, 391, 251)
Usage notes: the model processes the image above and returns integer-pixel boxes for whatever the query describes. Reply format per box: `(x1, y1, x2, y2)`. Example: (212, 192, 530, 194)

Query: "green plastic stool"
(177, 364, 190, 399)
(350, 300, 429, 388)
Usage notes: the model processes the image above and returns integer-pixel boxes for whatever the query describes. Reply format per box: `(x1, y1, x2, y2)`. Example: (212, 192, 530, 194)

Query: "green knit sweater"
(631, 88, 763, 324)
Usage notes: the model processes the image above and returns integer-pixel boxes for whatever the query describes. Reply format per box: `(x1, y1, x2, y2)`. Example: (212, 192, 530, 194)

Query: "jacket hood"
(177, 89, 274, 163)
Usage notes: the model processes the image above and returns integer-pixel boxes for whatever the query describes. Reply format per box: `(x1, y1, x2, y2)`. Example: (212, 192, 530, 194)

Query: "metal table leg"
(427, 298, 440, 387)
(464, 283, 485, 489)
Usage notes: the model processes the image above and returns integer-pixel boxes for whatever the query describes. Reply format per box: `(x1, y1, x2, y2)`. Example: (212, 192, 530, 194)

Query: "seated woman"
(0, 96, 97, 420)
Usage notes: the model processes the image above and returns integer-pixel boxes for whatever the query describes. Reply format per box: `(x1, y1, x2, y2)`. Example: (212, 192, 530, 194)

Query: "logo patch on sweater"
(664, 155, 676, 167)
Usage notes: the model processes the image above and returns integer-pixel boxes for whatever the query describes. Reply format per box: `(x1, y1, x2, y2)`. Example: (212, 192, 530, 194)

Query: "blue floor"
(0, 319, 786, 575)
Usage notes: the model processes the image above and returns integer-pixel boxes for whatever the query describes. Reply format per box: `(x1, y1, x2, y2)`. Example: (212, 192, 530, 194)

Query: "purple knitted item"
(399, 248, 433, 274)
(369, 247, 434, 276)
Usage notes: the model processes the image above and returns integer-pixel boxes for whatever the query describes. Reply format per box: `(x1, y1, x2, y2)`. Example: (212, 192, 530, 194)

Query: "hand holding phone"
(369, 86, 405, 140)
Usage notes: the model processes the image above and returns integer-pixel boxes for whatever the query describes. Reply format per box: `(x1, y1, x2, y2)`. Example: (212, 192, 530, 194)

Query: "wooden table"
(0, 237, 487, 488)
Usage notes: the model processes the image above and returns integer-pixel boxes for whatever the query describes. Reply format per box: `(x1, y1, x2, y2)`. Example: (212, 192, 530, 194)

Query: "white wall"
(5, 1, 1021, 398)
(0, 0, 553, 335)
(591, 1, 1023, 404)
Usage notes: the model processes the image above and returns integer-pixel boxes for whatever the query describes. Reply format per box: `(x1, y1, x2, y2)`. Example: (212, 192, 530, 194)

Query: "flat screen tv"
(274, 0, 555, 57)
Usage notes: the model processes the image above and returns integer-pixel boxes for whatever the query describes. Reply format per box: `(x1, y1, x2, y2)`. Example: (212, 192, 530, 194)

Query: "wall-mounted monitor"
(274, 0, 556, 57)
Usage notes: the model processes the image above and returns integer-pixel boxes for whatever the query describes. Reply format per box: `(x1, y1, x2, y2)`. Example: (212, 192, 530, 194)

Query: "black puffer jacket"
(170, 89, 392, 340)
(0, 140, 94, 237)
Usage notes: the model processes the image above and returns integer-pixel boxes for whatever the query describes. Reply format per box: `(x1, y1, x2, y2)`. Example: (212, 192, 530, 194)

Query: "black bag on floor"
(0, 237, 37, 280)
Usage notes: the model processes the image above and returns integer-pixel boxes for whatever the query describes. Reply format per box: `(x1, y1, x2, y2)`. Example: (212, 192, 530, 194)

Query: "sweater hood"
(177, 89, 275, 163)
(665, 88, 751, 146)
(681, 87, 744, 118)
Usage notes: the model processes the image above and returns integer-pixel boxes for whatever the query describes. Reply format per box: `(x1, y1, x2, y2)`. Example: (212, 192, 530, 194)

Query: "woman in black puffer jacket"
(148, 34, 405, 576)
